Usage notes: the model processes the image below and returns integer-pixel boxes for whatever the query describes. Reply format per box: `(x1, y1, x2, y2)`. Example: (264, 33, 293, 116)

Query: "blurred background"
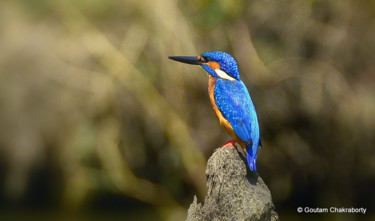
(0, 0, 374, 220)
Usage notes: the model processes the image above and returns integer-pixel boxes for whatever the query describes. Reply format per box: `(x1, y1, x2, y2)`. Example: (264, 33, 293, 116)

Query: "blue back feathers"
(213, 79, 260, 171)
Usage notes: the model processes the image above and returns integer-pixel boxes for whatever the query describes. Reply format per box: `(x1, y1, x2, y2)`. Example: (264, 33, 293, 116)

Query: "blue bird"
(169, 51, 261, 171)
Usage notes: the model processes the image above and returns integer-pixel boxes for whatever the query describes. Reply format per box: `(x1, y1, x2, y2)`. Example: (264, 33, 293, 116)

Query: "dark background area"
(0, 0, 374, 220)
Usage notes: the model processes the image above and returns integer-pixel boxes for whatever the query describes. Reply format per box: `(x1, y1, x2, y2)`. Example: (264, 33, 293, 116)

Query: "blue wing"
(214, 79, 260, 171)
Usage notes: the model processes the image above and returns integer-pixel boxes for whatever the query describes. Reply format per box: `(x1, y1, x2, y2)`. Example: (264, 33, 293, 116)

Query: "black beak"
(168, 56, 202, 65)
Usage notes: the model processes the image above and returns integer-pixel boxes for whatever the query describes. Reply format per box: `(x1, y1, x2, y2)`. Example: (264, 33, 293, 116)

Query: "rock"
(187, 146, 279, 221)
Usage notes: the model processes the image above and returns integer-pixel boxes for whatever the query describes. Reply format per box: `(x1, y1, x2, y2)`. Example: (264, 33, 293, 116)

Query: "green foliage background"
(0, 0, 374, 220)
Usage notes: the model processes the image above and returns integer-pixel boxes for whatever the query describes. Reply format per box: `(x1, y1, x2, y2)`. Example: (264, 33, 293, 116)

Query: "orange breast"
(208, 76, 246, 152)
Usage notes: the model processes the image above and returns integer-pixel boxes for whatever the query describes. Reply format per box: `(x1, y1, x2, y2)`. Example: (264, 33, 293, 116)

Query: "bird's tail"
(246, 140, 259, 171)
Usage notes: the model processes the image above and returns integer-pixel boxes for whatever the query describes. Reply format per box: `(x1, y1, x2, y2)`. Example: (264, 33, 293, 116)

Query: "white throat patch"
(214, 69, 236, 81)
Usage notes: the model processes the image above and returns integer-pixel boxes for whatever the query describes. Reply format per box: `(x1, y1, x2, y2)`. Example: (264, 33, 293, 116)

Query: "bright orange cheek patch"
(207, 61, 220, 70)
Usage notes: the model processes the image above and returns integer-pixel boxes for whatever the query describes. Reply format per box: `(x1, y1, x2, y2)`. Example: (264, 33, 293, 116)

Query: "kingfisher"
(169, 51, 261, 171)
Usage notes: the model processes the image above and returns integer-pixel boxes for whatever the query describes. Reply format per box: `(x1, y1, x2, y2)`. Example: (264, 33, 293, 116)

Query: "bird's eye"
(200, 56, 209, 63)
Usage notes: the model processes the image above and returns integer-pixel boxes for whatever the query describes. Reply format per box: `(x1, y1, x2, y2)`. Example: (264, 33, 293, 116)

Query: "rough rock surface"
(187, 146, 279, 221)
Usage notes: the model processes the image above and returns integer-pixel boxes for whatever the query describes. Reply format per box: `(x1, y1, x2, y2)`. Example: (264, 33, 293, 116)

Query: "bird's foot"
(222, 140, 238, 150)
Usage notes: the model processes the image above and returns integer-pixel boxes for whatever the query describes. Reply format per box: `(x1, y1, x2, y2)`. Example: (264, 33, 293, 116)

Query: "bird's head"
(169, 51, 240, 81)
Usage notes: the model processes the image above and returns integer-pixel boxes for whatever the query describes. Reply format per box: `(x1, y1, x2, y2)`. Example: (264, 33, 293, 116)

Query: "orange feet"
(222, 140, 238, 150)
